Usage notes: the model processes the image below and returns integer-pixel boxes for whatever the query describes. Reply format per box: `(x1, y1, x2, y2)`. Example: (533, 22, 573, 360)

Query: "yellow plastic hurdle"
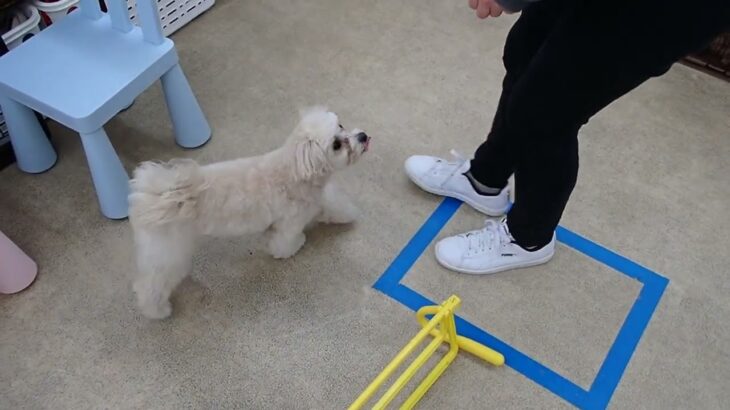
(349, 295, 504, 410)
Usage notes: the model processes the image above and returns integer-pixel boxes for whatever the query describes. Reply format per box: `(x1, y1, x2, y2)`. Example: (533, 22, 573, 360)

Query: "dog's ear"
(297, 107, 338, 138)
(294, 138, 330, 180)
(299, 105, 330, 119)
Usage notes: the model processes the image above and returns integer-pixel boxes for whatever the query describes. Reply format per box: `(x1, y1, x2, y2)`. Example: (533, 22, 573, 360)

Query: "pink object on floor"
(0, 230, 37, 294)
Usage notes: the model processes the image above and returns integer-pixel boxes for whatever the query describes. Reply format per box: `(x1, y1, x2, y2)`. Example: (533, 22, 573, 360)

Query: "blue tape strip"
(587, 278, 668, 409)
(556, 227, 664, 285)
(555, 226, 670, 408)
(374, 197, 461, 290)
(373, 197, 668, 409)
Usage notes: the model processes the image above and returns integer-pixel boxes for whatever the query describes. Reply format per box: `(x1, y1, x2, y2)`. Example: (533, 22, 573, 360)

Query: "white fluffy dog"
(128, 107, 370, 319)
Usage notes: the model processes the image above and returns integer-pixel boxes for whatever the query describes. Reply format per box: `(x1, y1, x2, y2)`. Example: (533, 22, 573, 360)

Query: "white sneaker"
(435, 219, 555, 275)
(404, 150, 509, 216)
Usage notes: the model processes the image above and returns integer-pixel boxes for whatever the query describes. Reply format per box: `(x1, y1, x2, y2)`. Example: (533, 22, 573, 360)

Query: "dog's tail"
(129, 159, 207, 228)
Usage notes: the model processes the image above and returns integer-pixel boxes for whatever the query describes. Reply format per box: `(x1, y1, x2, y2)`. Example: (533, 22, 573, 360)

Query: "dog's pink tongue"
(364, 140, 370, 152)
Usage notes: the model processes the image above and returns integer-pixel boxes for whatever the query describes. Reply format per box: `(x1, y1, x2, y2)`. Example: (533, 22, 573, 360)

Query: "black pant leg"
(469, 0, 577, 188)
(504, 0, 730, 247)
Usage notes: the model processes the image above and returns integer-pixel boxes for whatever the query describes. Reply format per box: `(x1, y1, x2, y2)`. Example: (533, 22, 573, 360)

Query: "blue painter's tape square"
(373, 198, 668, 409)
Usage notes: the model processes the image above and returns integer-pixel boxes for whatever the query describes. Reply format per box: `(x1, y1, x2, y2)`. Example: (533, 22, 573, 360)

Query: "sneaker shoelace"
(462, 219, 511, 257)
(430, 150, 467, 188)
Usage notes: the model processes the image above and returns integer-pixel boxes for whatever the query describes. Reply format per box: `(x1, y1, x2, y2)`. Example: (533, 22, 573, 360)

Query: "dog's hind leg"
(132, 225, 195, 319)
(316, 182, 360, 224)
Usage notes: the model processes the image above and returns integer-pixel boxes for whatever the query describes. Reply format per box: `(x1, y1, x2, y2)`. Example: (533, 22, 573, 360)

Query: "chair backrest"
(78, 0, 164, 45)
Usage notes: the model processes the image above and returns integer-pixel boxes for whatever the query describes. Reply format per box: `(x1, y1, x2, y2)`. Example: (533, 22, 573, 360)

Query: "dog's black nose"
(356, 132, 369, 143)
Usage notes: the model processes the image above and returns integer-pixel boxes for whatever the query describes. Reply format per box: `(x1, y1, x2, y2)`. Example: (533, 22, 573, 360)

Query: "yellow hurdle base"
(349, 295, 504, 410)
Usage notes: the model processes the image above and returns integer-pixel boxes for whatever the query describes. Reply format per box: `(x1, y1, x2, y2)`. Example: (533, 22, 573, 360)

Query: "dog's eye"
(339, 124, 344, 130)
(332, 139, 342, 151)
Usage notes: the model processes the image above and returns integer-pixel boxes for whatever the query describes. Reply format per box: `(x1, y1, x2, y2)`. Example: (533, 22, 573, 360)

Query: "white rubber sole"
(434, 244, 555, 275)
(407, 174, 509, 217)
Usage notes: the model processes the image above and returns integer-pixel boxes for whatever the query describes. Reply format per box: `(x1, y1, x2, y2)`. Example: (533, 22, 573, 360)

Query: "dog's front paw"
(268, 232, 306, 259)
(140, 300, 172, 320)
(135, 282, 173, 320)
(318, 202, 360, 224)
(319, 182, 360, 224)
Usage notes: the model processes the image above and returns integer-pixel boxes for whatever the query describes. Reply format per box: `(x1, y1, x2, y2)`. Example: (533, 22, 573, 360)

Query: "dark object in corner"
(681, 32, 730, 81)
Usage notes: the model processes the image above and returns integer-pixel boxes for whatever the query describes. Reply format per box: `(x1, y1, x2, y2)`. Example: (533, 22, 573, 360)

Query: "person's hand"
(468, 0, 504, 18)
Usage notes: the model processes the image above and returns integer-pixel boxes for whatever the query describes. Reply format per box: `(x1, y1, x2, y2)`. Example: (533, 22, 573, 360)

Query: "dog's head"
(288, 106, 370, 180)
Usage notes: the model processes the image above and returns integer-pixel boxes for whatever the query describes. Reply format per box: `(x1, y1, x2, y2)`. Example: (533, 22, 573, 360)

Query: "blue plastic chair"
(0, 0, 211, 219)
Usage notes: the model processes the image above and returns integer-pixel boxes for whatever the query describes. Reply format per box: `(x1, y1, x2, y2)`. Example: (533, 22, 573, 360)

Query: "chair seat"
(0, 11, 178, 133)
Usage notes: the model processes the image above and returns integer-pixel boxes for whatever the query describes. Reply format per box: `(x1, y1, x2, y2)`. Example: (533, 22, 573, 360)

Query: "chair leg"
(0, 229, 37, 294)
(0, 96, 56, 173)
(79, 128, 129, 219)
(160, 64, 211, 148)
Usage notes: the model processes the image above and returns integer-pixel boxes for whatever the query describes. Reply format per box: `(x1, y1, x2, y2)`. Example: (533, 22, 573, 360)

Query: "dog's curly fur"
(128, 107, 370, 319)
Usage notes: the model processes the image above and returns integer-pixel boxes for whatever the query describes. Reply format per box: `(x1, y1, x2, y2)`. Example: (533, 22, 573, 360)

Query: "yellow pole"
(456, 335, 504, 366)
(372, 335, 444, 409)
(349, 295, 503, 410)
(348, 305, 453, 410)
(401, 345, 459, 410)
(401, 311, 460, 409)
(416, 305, 504, 366)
